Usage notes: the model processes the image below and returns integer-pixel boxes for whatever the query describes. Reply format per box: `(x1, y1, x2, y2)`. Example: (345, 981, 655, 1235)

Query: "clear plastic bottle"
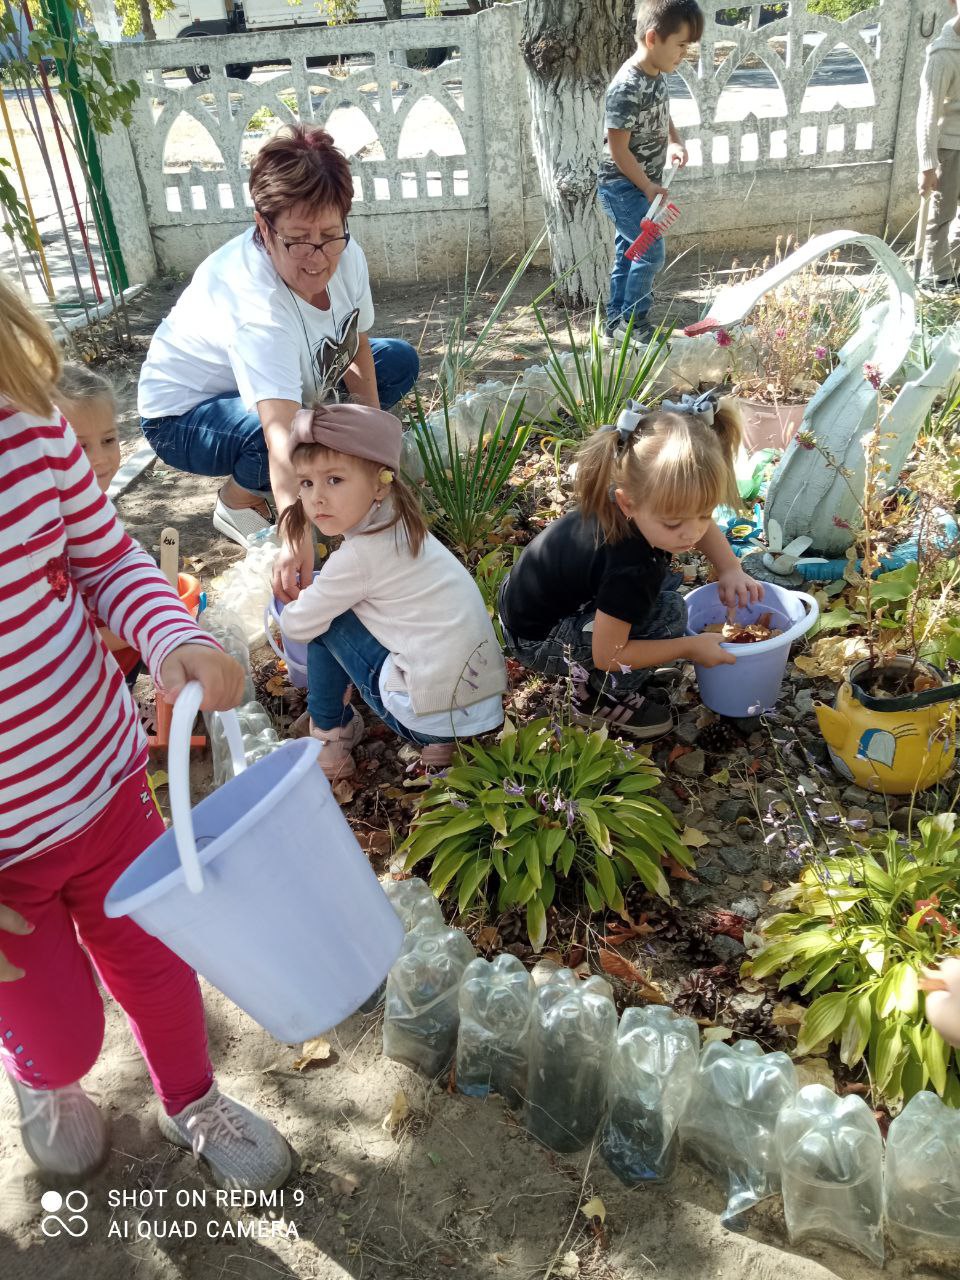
(201, 610, 256, 703)
(360, 879, 445, 1014)
(599, 1006, 700, 1185)
(885, 1090, 960, 1255)
(382, 923, 475, 1077)
(456, 954, 534, 1108)
(775, 1084, 884, 1264)
(384, 877, 445, 934)
(524, 968, 617, 1152)
(680, 1039, 797, 1228)
(205, 699, 281, 785)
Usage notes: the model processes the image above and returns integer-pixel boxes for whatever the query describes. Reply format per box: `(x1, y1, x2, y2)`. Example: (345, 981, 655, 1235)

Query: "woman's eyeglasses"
(259, 214, 351, 261)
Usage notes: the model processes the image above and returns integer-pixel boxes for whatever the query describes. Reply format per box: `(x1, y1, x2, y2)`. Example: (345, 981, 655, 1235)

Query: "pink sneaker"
(420, 741, 455, 770)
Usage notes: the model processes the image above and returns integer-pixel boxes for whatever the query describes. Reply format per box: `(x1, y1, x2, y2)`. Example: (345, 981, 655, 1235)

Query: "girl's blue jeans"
(596, 178, 667, 333)
(308, 610, 449, 746)
(140, 337, 419, 493)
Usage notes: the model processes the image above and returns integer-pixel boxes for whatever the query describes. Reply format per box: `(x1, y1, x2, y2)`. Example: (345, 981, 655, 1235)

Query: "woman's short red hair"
(250, 125, 354, 232)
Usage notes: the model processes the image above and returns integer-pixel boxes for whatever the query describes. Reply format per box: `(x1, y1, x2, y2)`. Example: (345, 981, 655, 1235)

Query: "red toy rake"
(625, 161, 680, 262)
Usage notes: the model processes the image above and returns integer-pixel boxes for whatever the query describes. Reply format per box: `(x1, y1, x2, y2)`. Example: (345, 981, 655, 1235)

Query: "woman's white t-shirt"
(137, 229, 375, 420)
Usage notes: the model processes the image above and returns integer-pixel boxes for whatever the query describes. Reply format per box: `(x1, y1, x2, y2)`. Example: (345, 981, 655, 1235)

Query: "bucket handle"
(263, 603, 287, 665)
(170, 681, 247, 895)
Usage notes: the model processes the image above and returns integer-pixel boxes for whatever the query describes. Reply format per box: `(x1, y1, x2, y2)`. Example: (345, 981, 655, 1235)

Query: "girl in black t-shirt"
(498, 392, 764, 740)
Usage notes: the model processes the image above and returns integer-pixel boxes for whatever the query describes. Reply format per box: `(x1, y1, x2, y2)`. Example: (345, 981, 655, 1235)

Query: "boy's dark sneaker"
(603, 320, 656, 349)
(571, 685, 674, 740)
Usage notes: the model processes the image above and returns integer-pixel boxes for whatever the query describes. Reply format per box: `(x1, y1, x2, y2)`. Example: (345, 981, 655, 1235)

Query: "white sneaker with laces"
(7, 1076, 108, 1178)
(158, 1083, 292, 1191)
(212, 496, 274, 550)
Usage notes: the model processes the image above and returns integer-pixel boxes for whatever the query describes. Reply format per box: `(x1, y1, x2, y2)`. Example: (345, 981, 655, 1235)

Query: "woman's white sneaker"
(212, 496, 274, 550)
(158, 1083, 292, 1191)
(7, 1076, 108, 1178)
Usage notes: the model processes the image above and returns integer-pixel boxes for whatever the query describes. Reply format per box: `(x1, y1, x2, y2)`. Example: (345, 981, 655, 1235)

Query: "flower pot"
(814, 657, 960, 795)
(738, 399, 806, 453)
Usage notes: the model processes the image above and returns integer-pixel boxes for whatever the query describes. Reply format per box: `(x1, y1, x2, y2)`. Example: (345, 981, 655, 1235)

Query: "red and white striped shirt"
(0, 404, 215, 870)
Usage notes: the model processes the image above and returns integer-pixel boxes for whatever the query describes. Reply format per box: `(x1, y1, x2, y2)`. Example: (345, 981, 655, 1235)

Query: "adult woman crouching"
(137, 124, 419, 600)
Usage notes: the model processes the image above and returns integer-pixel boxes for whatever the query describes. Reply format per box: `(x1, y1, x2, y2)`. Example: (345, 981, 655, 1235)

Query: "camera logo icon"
(40, 1189, 89, 1238)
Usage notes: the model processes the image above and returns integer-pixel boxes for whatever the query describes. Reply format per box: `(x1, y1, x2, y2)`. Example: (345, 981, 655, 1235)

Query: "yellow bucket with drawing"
(815, 658, 960, 796)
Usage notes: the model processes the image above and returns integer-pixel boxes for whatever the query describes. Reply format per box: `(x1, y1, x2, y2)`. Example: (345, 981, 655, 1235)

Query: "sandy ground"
(0, 269, 939, 1280)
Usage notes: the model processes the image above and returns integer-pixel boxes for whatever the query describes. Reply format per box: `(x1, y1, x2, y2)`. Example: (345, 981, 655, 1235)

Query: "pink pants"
(0, 771, 213, 1115)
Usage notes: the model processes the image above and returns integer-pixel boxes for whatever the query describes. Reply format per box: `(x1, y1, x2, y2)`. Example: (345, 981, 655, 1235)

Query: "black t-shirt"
(500, 509, 669, 641)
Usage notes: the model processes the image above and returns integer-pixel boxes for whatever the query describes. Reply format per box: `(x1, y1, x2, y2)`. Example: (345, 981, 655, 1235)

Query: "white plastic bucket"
(264, 600, 309, 688)
(104, 682, 404, 1041)
(684, 582, 819, 717)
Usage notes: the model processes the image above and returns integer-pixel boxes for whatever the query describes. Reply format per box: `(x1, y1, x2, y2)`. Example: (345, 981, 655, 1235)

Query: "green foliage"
(113, 0, 175, 39)
(401, 718, 690, 948)
(534, 305, 669, 442)
(408, 394, 530, 558)
(473, 545, 518, 647)
(746, 815, 960, 1107)
(807, 0, 874, 20)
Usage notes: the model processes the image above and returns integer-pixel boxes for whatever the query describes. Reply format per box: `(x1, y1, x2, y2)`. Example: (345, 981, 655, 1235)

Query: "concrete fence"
(102, 0, 941, 287)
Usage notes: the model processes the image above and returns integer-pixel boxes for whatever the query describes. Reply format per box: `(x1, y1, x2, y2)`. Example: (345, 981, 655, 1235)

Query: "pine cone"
(697, 717, 743, 754)
(497, 909, 526, 947)
(623, 880, 649, 923)
(674, 969, 722, 1021)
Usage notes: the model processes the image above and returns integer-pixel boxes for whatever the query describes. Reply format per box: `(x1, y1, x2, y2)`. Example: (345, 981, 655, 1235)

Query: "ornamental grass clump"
(400, 718, 690, 950)
(745, 814, 960, 1107)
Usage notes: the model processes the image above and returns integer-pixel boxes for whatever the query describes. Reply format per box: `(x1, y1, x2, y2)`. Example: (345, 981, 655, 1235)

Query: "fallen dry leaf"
(291, 1036, 334, 1071)
(581, 1196, 606, 1224)
(667, 744, 692, 767)
(602, 922, 655, 946)
(761, 879, 774, 893)
(476, 925, 501, 950)
(330, 1174, 360, 1198)
(794, 1057, 836, 1091)
(598, 949, 667, 1003)
(702, 1025, 734, 1043)
(771, 1000, 807, 1027)
(382, 1088, 410, 1133)
(663, 854, 699, 883)
(554, 1252, 580, 1279)
(681, 826, 710, 849)
(332, 777, 357, 805)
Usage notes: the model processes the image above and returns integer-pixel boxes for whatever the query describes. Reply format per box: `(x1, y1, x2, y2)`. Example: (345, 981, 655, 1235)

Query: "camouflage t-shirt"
(598, 60, 669, 186)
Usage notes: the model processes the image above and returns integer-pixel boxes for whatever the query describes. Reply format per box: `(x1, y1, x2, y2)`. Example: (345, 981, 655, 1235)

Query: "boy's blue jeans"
(307, 610, 449, 746)
(597, 178, 667, 333)
(140, 337, 419, 494)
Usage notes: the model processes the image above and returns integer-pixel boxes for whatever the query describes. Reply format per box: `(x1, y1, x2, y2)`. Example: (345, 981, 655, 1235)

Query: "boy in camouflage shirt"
(597, 0, 703, 342)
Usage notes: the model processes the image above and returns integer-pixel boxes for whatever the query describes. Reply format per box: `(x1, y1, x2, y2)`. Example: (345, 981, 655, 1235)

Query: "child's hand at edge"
(668, 141, 688, 169)
(716, 566, 765, 610)
(0, 904, 33, 982)
(919, 168, 939, 197)
(159, 643, 245, 712)
(920, 957, 960, 1047)
(685, 632, 736, 668)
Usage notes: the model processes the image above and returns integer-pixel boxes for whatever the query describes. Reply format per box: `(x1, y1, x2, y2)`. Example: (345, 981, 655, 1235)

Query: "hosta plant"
(745, 814, 960, 1107)
(400, 718, 690, 949)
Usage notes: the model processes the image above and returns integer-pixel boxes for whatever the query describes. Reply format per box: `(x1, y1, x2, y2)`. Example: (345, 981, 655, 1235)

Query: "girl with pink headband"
(278, 403, 506, 782)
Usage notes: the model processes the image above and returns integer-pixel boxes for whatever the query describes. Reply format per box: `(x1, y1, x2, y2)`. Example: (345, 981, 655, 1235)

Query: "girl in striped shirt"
(0, 277, 291, 1191)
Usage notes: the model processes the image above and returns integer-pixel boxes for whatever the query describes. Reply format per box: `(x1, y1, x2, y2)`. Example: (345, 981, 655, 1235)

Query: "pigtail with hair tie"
(660, 388, 722, 429)
(598, 398, 652, 458)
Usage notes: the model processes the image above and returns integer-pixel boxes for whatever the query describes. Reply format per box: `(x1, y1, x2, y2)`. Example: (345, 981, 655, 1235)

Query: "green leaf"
(873, 1020, 904, 1093)
(457, 858, 490, 913)
(876, 962, 919, 1018)
(583, 878, 603, 914)
(839, 992, 873, 1067)
(526, 896, 547, 952)
(796, 991, 851, 1056)
(594, 853, 618, 906)
(923, 1022, 951, 1095)
(539, 825, 567, 864)
(556, 837, 576, 877)
(482, 804, 507, 837)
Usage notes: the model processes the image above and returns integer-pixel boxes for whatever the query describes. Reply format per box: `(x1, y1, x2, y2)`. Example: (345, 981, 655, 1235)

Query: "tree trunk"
(382, 0, 403, 18)
(138, 0, 157, 40)
(521, 0, 634, 310)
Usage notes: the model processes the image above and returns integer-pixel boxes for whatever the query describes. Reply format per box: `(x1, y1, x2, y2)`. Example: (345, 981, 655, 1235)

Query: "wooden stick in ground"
(159, 527, 179, 591)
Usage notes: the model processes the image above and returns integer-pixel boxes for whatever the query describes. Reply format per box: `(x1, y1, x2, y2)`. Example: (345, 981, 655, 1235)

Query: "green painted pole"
(41, 0, 128, 292)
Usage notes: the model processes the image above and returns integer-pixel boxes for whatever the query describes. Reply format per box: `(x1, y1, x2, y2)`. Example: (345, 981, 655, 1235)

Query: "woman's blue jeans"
(140, 337, 419, 493)
(596, 177, 667, 333)
(308, 610, 448, 746)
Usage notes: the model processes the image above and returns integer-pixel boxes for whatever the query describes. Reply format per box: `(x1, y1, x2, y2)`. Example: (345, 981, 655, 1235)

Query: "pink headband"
(288, 402, 402, 470)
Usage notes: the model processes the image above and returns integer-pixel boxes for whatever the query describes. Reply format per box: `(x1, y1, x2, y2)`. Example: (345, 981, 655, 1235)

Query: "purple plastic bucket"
(684, 582, 819, 717)
(264, 599, 309, 688)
